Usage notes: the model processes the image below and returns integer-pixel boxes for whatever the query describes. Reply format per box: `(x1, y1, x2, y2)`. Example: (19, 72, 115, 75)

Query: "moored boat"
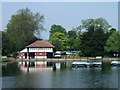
(72, 62, 88, 67)
(111, 61, 120, 66)
(93, 62, 102, 67)
(72, 61, 102, 68)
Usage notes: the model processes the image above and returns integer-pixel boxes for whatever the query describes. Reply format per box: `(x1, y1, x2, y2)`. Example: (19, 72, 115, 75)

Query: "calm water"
(2, 61, 120, 88)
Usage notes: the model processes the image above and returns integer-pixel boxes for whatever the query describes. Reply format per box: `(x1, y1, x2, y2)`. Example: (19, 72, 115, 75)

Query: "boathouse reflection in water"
(18, 61, 67, 72)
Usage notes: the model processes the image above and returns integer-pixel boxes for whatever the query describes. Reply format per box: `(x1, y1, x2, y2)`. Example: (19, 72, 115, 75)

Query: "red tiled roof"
(26, 40, 54, 48)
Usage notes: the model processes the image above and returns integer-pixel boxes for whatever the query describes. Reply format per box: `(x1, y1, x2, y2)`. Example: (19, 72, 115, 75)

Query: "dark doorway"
(29, 53, 35, 59)
(47, 52, 53, 58)
(25, 53, 27, 59)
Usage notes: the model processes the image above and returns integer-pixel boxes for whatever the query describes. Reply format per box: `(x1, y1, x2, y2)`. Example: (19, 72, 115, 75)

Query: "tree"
(109, 28, 116, 35)
(79, 18, 111, 32)
(69, 28, 82, 51)
(75, 18, 111, 57)
(68, 30, 77, 38)
(105, 28, 116, 40)
(104, 31, 120, 56)
(68, 30, 78, 50)
(2, 31, 11, 56)
(49, 24, 67, 37)
(80, 26, 107, 57)
(75, 33, 82, 51)
(49, 32, 69, 51)
(5, 8, 45, 56)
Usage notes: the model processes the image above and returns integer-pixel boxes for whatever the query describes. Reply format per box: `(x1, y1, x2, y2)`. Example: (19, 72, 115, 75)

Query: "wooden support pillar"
(53, 52, 54, 56)
(27, 47, 30, 73)
(27, 47, 30, 59)
(27, 53, 29, 59)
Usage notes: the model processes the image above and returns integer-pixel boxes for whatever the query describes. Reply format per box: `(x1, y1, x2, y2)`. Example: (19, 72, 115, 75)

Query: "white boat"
(111, 61, 120, 66)
(92, 62, 102, 67)
(72, 61, 102, 67)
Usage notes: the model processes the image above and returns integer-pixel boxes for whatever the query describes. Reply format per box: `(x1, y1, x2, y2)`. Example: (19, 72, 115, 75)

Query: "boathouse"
(19, 40, 54, 59)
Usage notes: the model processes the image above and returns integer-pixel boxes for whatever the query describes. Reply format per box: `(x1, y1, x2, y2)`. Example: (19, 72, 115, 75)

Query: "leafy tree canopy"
(5, 8, 45, 56)
(2, 31, 10, 56)
(49, 24, 67, 37)
(77, 18, 111, 33)
(73, 18, 112, 57)
(68, 30, 78, 50)
(104, 31, 120, 55)
(80, 27, 107, 57)
(49, 32, 69, 51)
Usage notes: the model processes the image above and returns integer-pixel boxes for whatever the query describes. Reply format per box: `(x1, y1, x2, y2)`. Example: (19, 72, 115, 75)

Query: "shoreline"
(3, 58, 120, 62)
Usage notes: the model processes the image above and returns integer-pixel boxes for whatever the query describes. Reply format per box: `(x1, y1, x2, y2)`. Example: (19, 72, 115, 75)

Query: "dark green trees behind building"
(2, 8, 45, 57)
(50, 32, 69, 51)
(78, 18, 112, 57)
(49, 25, 69, 51)
(68, 30, 77, 51)
(80, 27, 107, 57)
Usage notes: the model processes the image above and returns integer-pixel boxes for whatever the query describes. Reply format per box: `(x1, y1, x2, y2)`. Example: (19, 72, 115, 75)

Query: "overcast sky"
(2, 2, 118, 40)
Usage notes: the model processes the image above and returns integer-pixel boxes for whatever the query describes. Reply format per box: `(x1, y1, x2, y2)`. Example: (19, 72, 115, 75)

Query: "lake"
(2, 61, 120, 89)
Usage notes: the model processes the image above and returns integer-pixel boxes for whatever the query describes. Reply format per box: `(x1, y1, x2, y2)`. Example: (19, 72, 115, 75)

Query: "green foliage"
(68, 30, 77, 50)
(106, 28, 116, 39)
(50, 32, 69, 51)
(2, 58, 8, 61)
(75, 34, 82, 50)
(78, 18, 111, 56)
(109, 28, 116, 34)
(2, 31, 11, 56)
(4, 8, 45, 57)
(68, 30, 81, 50)
(80, 18, 111, 32)
(68, 30, 77, 38)
(81, 29, 105, 56)
(49, 24, 67, 37)
(104, 31, 120, 55)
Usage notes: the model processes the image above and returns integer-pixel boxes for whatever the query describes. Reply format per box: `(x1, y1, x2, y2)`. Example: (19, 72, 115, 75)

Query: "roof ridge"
(26, 40, 54, 48)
